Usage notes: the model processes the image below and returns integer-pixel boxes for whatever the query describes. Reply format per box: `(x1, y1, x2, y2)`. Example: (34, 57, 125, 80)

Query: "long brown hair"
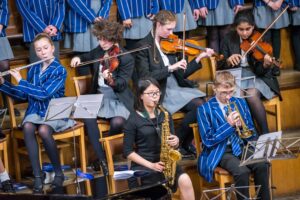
(152, 10, 176, 63)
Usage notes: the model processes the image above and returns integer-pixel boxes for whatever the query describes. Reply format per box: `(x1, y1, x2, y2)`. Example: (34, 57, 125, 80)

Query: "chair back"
(73, 75, 92, 96)
(101, 133, 128, 193)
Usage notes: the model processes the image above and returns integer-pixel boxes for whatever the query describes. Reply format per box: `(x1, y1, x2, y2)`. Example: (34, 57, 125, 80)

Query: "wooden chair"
(100, 134, 128, 194)
(190, 123, 233, 200)
(73, 75, 110, 138)
(7, 96, 91, 195)
(0, 134, 9, 173)
(208, 57, 282, 131)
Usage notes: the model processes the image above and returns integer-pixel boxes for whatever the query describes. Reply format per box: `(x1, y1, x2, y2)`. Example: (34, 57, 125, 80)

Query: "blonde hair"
(214, 71, 236, 88)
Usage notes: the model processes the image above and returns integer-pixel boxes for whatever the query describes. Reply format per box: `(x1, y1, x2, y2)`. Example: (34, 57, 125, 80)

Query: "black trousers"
(219, 148, 270, 200)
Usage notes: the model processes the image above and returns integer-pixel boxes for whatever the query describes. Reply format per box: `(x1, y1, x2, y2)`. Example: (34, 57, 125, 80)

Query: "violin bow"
(182, 12, 186, 70)
(242, 4, 289, 59)
(74, 45, 151, 67)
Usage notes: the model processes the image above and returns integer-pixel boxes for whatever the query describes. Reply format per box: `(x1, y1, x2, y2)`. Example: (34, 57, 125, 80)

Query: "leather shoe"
(32, 173, 45, 194)
(1, 179, 15, 193)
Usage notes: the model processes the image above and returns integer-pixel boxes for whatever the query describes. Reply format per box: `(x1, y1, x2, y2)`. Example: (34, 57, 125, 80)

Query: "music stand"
(200, 184, 261, 200)
(240, 131, 300, 200)
(44, 94, 103, 194)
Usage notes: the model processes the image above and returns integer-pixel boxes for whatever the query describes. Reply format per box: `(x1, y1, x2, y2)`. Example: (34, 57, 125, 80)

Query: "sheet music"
(253, 131, 282, 159)
(44, 94, 103, 121)
(73, 94, 103, 119)
(44, 97, 77, 121)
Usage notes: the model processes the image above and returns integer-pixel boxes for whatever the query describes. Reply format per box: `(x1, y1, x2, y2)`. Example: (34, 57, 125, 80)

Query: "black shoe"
(186, 144, 197, 157)
(178, 147, 195, 160)
(0, 130, 6, 140)
(91, 159, 101, 171)
(1, 179, 15, 193)
(49, 175, 64, 194)
(32, 173, 45, 194)
(99, 160, 108, 176)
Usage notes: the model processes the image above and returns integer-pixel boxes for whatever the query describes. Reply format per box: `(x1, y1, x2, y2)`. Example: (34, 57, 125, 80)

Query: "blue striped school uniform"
(196, 0, 244, 9)
(254, 0, 288, 7)
(0, 58, 66, 118)
(116, 0, 159, 20)
(0, 0, 9, 37)
(15, 0, 65, 42)
(160, 0, 201, 13)
(65, 0, 112, 33)
(289, 0, 300, 6)
(196, 96, 256, 182)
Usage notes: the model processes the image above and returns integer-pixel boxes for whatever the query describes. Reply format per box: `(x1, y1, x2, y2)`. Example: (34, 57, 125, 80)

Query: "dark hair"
(134, 77, 161, 112)
(33, 33, 54, 46)
(92, 20, 124, 43)
(233, 9, 255, 27)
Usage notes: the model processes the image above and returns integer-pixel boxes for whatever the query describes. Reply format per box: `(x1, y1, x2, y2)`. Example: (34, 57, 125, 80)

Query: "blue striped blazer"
(64, 0, 112, 33)
(196, 96, 256, 182)
(0, 58, 67, 118)
(0, 0, 9, 37)
(289, 0, 300, 6)
(15, 0, 65, 42)
(117, 0, 159, 20)
(254, 0, 288, 7)
(196, 0, 244, 9)
(159, 0, 201, 13)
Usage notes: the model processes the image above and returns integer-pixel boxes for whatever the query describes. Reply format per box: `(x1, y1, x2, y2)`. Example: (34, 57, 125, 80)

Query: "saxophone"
(158, 105, 182, 188)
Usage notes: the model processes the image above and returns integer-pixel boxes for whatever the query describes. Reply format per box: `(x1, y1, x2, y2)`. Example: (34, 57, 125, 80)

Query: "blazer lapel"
(210, 97, 226, 124)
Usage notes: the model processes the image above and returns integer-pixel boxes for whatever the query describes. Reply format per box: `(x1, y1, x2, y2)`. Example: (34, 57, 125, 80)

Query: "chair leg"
(276, 102, 281, 131)
(3, 141, 9, 173)
(59, 149, 64, 166)
(219, 178, 226, 200)
(78, 127, 91, 195)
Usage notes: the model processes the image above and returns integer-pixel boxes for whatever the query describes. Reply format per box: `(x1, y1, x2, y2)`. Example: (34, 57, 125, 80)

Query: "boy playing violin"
(217, 10, 281, 135)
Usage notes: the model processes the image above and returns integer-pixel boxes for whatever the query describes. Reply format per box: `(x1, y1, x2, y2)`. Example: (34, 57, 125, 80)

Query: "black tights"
(244, 88, 269, 134)
(207, 25, 231, 53)
(177, 97, 205, 149)
(291, 25, 300, 69)
(84, 117, 125, 161)
(261, 29, 281, 59)
(23, 122, 63, 177)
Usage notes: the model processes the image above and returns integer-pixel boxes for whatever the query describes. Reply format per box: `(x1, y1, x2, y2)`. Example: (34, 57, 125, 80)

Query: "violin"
(100, 45, 120, 73)
(240, 31, 281, 67)
(240, 5, 289, 68)
(160, 34, 224, 61)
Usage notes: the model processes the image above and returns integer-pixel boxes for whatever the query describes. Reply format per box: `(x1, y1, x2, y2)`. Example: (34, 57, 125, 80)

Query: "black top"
(123, 110, 175, 167)
(78, 45, 135, 112)
(217, 31, 282, 100)
(134, 33, 202, 101)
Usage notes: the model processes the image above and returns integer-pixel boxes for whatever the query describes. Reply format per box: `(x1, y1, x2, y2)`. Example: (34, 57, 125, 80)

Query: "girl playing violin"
(70, 20, 134, 175)
(135, 10, 214, 158)
(218, 10, 281, 135)
(0, 33, 74, 193)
